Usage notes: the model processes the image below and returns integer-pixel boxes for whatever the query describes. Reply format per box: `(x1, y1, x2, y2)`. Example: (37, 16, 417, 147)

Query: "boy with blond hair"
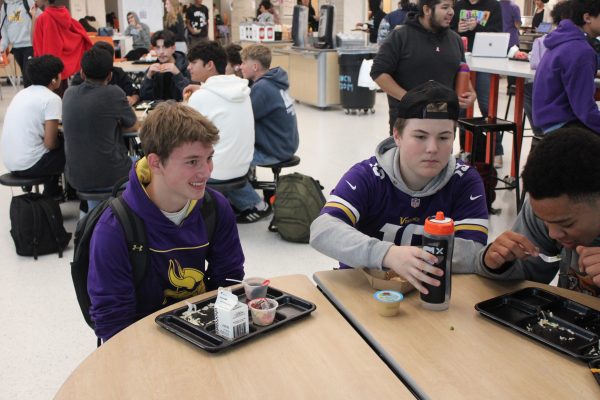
(87, 102, 245, 341)
(240, 44, 299, 167)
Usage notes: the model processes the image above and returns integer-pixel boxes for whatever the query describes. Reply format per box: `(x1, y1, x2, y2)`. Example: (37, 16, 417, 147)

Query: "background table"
(314, 270, 600, 400)
(55, 275, 414, 399)
(467, 56, 535, 178)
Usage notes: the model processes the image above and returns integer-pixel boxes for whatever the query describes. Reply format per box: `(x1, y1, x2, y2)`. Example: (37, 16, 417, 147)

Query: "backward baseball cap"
(397, 80, 459, 120)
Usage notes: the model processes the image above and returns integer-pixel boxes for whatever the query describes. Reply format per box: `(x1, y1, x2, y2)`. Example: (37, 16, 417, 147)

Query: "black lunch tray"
(475, 287, 600, 362)
(155, 286, 316, 353)
(132, 60, 156, 64)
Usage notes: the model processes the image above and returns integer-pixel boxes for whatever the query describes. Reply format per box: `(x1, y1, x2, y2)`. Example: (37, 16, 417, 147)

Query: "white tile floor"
(0, 79, 530, 399)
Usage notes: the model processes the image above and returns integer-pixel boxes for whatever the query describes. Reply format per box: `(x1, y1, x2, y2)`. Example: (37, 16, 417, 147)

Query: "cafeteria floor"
(0, 80, 536, 399)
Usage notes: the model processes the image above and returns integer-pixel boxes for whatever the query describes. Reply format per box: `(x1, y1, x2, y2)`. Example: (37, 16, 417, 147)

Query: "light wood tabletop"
(55, 274, 414, 399)
(114, 60, 150, 73)
(313, 269, 600, 400)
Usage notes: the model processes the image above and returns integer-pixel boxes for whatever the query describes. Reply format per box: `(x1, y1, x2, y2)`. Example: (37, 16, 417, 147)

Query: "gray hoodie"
(474, 198, 599, 296)
(310, 137, 487, 272)
(0, 0, 36, 51)
(124, 12, 151, 50)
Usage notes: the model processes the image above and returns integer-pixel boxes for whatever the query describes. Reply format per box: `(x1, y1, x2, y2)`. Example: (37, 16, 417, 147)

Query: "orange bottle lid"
(424, 211, 454, 235)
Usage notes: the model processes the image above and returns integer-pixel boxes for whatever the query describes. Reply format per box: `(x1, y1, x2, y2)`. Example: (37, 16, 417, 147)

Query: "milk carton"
(214, 289, 249, 340)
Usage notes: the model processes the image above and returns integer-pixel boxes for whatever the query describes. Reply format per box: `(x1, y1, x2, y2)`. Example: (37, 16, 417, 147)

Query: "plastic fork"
(538, 253, 562, 263)
(524, 251, 561, 263)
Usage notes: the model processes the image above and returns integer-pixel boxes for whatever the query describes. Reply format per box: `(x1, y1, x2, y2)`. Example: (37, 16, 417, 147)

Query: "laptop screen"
(536, 22, 552, 34)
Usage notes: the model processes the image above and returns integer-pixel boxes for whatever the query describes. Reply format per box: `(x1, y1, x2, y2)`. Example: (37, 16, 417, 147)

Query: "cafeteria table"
(55, 274, 414, 399)
(314, 269, 600, 400)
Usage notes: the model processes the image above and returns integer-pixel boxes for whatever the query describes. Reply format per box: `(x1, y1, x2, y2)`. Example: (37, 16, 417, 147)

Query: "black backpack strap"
(37, 197, 65, 258)
(109, 197, 149, 288)
(0, 3, 7, 32)
(200, 190, 216, 244)
(24, 0, 32, 19)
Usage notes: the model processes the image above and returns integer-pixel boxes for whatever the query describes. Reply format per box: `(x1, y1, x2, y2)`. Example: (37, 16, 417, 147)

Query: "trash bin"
(338, 49, 376, 114)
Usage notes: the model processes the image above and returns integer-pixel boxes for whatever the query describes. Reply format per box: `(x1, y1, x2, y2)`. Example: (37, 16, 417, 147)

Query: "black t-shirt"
(186, 4, 209, 38)
(532, 10, 544, 29)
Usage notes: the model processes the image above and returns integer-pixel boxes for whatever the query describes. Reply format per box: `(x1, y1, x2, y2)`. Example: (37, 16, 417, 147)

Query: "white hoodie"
(188, 75, 254, 180)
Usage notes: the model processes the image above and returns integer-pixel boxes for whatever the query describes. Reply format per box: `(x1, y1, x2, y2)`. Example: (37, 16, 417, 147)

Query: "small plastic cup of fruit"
(248, 298, 278, 326)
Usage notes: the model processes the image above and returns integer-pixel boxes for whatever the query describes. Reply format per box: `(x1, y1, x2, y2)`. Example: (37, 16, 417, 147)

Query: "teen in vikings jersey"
(311, 137, 489, 274)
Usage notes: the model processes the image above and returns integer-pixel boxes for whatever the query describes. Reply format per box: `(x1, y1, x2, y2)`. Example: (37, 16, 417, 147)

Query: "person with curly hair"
(476, 128, 600, 297)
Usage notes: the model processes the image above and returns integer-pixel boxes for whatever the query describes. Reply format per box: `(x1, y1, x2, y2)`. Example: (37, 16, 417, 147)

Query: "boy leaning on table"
(310, 81, 489, 294)
(475, 128, 600, 297)
(87, 102, 245, 342)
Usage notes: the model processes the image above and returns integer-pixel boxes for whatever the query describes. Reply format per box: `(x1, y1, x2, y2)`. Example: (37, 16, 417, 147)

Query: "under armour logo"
(132, 244, 144, 252)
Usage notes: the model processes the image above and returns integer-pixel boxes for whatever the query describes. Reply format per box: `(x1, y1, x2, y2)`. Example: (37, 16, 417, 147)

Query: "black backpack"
(9, 193, 72, 259)
(0, 1, 32, 32)
(269, 173, 326, 243)
(71, 179, 217, 332)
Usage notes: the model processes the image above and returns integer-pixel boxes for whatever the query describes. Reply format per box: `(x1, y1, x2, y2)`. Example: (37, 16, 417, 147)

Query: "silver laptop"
(472, 32, 510, 58)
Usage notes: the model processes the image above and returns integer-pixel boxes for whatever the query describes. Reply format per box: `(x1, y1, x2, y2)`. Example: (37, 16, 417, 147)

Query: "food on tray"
(361, 267, 414, 293)
(248, 298, 278, 326)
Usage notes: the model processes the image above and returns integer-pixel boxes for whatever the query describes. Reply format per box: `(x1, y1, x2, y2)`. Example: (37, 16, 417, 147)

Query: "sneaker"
(236, 205, 272, 224)
(494, 155, 503, 168)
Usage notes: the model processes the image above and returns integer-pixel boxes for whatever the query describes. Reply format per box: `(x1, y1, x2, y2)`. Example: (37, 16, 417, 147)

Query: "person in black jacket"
(371, 0, 476, 134)
(139, 30, 190, 102)
(450, 0, 504, 167)
(71, 41, 140, 106)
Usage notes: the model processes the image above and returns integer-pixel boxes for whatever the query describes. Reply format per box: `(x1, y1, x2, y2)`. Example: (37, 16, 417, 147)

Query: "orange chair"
(0, 49, 21, 97)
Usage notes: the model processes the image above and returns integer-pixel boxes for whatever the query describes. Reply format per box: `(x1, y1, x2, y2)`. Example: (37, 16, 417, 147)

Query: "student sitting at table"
(88, 101, 245, 342)
(71, 41, 140, 106)
(310, 81, 489, 294)
(0, 55, 64, 197)
(533, 0, 600, 134)
(139, 30, 190, 102)
(184, 42, 265, 223)
(475, 128, 600, 297)
(62, 47, 139, 212)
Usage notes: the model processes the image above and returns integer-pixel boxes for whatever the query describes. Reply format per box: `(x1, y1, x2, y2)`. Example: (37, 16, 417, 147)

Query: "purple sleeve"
(529, 37, 544, 69)
(88, 211, 137, 341)
(512, 5, 521, 24)
(563, 52, 600, 133)
(205, 191, 245, 290)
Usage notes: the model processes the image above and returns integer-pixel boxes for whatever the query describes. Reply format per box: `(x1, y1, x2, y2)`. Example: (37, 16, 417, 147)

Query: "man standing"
(0, 0, 38, 87)
(450, 0, 503, 167)
(186, 0, 209, 47)
(184, 42, 268, 223)
(62, 47, 139, 209)
(31, 0, 91, 96)
(371, 0, 476, 135)
(140, 30, 190, 102)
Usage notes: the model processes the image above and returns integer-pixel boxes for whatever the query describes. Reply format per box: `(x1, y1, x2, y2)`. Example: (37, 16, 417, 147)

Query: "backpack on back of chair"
(9, 193, 72, 259)
(269, 173, 326, 243)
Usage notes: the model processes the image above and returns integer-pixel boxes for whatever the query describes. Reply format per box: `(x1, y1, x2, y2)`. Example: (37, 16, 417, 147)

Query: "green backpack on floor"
(269, 173, 326, 243)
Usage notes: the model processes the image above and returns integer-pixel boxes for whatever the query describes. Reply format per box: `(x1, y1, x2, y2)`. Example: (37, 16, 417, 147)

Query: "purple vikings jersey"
(321, 157, 489, 251)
